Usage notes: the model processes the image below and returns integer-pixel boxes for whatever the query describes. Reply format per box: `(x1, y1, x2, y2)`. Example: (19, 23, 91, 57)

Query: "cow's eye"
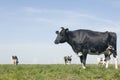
(60, 34, 64, 36)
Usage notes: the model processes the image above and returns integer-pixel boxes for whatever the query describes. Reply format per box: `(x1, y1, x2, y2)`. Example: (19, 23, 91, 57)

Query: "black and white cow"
(12, 56, 19, 65)
(64, 55, 72, 64)
(54, 27, 118, 69)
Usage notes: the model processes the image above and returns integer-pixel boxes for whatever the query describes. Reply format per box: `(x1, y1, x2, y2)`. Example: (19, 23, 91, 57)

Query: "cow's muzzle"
(54, 40, 59, 44)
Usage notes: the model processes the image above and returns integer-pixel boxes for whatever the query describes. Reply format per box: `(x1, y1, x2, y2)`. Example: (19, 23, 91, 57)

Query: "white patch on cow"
(104, 50, 111, 55)
(58, 28, 62, 33)
(105, 60, 109, 68)
(82, 63, 86, 69)
(108, 51, 111, 55)
(104, 45, 114, 55)
(12, 59, 17, 65)
(114, 56, 118, 69)
(107, 45, 114, 50)
(77, 52, 82, 56)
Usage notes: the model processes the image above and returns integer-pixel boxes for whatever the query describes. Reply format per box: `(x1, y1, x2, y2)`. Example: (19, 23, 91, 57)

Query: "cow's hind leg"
(104, 55, 110, 68)
(113, 51, 118, 69)
(105, 60, 109, 68)
(114, 56, 118, 69)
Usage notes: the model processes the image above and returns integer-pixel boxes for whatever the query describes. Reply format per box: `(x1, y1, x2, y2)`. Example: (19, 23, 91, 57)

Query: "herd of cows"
(63, 55, 107, 65)
(11, 55, 107, 66)
(54, 27, 118, 69)
(11, 27, 118, 69)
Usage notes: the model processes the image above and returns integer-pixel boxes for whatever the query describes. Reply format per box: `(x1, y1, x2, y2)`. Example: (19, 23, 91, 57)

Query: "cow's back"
(67, 30, 111, 53)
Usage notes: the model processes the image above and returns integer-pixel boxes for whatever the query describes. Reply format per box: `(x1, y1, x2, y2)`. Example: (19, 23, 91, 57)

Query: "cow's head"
(54, 27, 69, 44)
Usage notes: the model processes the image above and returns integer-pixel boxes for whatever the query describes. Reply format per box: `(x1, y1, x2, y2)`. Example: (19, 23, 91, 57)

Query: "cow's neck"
(66, 31, 73, 45)
(66, 31, 79, 53)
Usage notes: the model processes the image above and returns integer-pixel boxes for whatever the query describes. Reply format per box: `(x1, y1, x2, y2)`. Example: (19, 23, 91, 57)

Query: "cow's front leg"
(80, 56, 85, 69)
(77, 52, 85, 69)
(80, 54, 87, 69)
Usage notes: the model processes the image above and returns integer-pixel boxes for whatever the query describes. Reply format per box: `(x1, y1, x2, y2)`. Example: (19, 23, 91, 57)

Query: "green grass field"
(0, 64, 120, 80)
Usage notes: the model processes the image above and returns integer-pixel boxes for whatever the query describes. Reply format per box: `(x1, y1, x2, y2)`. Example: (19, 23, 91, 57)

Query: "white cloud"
(23, 7, 120, 32)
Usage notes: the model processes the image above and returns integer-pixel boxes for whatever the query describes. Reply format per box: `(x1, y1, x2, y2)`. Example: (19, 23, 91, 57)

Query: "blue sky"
(0, 0, 120, 64)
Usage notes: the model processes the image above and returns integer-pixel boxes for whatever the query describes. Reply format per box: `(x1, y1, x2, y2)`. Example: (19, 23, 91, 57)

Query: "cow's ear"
(56, 31, 59, 34)
(65, 28, 69, 33)
(61, 27, 64, 30)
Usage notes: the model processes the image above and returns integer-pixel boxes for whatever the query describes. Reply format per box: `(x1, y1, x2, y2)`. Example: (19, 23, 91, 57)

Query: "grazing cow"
(97, 58, 106, 65)
(12, 56, 19, 65)
(54, 27, 118, 69)
(64, 55, 72, 64)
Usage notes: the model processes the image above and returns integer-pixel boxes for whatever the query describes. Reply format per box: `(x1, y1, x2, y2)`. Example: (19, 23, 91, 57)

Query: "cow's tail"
(108, 32, 117, 51)
(108, 32, 118, 69)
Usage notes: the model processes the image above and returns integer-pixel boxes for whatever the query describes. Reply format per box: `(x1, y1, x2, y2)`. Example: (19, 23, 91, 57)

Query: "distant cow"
(97, 58, 106, 65)
(54, 27, 118, 69)
(64, 55, 72, 64)
(12, 56, 19, 65)
(96, 45, 114, 65)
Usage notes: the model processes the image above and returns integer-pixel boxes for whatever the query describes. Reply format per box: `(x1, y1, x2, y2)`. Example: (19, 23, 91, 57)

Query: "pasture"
(0, 64, 120, 80)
